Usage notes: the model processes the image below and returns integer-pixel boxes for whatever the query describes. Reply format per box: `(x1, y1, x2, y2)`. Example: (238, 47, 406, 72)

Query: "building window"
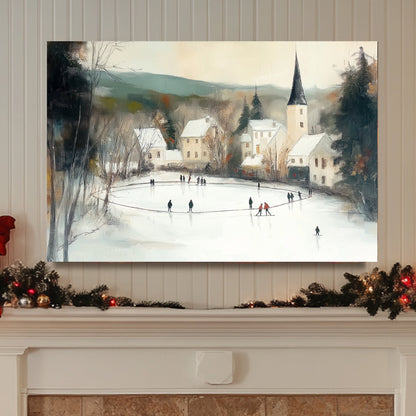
(255, 132, 258, 138)
(300, 122, 304, 128)
(322, 158, 327, 169)
(148, 153, 152, 159)
(291, 158, 295, 163)
(245, 143, 249, 148)
(196, 139, 198, 144)
(260, 132, 263, 138)
(313, 174, 317, 181)
(322, 176, 326, 185)
(157, 151, 160, 158)
(187, 151, 190, 158)
(300, 108, 303, 115)
(256, 145, 260, 154)
(299, 158, 303, 165)
(195, 152, 198, 158)
(186, 138, 189, 143)
(269, 132, 271, 137)
(203, 151, 207, 157)
(315, 158, 318, 167)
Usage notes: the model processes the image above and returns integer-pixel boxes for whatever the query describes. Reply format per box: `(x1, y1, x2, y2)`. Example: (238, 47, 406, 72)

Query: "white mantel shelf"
(1, 307, 416, 416)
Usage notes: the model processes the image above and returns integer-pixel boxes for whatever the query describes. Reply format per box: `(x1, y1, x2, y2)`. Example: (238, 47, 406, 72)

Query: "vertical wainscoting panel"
(385, 0, 402, 267)
(370, 0, 386, 270)
(0, 0, 10, 270)
(2, 0, 415, 308)
(401, 0, 416, 266)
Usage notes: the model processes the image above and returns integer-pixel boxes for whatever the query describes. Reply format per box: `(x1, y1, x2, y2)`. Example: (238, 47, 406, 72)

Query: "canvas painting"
(47, 41, 378, 262)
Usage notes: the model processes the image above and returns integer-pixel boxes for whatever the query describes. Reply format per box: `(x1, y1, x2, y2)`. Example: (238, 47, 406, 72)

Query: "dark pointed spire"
(287, 53, 307, 106)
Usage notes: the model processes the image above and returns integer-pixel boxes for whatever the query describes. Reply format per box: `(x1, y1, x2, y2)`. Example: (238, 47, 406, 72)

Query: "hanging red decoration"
(109, 297, 117, 307)
(12, 281, 21, 288)
(0, 216, 16, 256)
(400, 275, 413, 288)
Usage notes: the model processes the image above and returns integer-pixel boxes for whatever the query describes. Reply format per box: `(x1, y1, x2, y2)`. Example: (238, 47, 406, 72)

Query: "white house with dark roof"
(134, 127, 183, 168)
(287, 132, 340, 187)
(180, 116, 223, 166)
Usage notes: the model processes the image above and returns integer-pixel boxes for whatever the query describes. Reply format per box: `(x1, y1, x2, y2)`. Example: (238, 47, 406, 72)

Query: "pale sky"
(94, 41, 377, 90)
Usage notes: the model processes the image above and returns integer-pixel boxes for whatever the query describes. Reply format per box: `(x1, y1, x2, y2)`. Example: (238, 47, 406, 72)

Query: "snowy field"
(69, 171, 377, 262)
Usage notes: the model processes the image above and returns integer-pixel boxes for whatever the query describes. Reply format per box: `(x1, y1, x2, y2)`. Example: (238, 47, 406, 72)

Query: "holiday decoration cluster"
(0, 262, 415, 319)
(236, 263, 416, 320)
(0, 261, 184, 312)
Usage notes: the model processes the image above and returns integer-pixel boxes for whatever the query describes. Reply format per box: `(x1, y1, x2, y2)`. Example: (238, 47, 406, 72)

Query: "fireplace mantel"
(1, 307, 416, 416)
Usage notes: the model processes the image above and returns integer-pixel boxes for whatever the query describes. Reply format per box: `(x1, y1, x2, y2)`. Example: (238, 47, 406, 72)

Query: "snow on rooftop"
(249, 119, 284, 131)
(181, 116, 217, 138)
(166, 149, 183, 161)
(288, 133, 327, 157)
(241, 154, 264, 167)
(134, 128, 166, 149)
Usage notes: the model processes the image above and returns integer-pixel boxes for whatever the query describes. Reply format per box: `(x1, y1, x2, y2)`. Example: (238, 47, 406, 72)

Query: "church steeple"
(287, 53, 307, 106)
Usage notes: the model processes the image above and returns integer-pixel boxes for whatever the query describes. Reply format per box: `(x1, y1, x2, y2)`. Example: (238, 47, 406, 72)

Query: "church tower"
(286, 53, 308, 147)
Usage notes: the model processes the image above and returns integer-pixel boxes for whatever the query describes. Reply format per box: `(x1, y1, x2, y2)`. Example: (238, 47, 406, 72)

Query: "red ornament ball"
(27, 288, 36, 296)
(109, 298, 117, 307)
(400, 294, 410, 305)
(12, 281, 21, 288)
(400, 275, 413, 288)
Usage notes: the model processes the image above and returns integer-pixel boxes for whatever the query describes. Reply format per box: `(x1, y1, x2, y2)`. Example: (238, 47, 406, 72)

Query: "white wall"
(0, 0, 415, 309)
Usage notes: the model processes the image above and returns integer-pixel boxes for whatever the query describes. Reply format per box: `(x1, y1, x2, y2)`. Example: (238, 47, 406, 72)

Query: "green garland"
(1, 261, 415, 318)
(236, 263, 416, 320)
(0, 261, 184, 310)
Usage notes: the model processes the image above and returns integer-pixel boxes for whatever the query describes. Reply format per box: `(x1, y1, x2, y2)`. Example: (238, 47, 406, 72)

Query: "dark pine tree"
(250, 87, 264, 120)
(234, 97, 251, 135)
(332, 47, 378, 220)
(164, 113, 177, 150)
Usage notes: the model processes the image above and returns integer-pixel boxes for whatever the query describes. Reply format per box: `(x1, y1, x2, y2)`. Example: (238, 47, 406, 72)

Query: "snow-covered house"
(134, 127, 183, 169)
(287, 132, 340, 187)
(180, 116, 223, 167)
(240, 119, 289, 178)
(134, 128, 167, 168)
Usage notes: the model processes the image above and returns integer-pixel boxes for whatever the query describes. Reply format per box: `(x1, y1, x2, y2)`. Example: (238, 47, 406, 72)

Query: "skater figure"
(188, 175, 191, 183)
(249, 197, 253, 209)
(298, 191, 302, 199)
(315, 226, 320, 236)
(188, 199, 194, 212)
(203, 178, 206, 185)
(197, 177, 200, 185)
(180, 174, 183, 182)
(167, 200, 172, 212)
(255, 203, 263, 216)
(290, 192, 294, 202)
(264, 202, 271, 216)
(258, 182, 260, 189)
(308, 187, 312, 196)
(287, 192, 291, 203)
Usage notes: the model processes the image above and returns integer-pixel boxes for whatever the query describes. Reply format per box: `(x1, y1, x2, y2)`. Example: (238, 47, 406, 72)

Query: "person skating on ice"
(188, 199, 194, 212)
(264, 202, 271, 216)
(255, 203, 263, 216)
(315, 226, 320, 236)
(167, 200, 172, 212)
(249, 197, 253, 209)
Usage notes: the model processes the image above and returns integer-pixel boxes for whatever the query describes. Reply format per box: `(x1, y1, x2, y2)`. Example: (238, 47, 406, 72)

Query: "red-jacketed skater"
(255, 203, 263, 216)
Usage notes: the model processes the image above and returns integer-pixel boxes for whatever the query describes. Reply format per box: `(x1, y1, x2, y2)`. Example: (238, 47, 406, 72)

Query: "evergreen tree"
(234, 97, 250, 135)
(332, 47, 378, 220)
(250, 87, 264, 120)
(164, 113, 177, 150)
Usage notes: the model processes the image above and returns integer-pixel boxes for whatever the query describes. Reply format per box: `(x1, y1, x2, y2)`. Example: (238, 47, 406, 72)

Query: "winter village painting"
(47, 41, 378, 262)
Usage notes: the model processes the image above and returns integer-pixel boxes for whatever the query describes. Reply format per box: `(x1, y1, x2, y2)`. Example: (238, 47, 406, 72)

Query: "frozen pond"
(69, 171, 377, 262)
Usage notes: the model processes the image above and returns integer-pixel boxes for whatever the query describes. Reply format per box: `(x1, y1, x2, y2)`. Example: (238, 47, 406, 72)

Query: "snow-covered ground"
(69, 171, 377, 262)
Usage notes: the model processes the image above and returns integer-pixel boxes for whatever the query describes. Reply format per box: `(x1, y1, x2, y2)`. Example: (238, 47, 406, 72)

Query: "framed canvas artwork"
(47, 41, 378, 262)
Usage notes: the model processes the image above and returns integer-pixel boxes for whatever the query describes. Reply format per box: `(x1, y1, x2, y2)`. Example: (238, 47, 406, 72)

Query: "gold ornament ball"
(36, 294, 51, 308)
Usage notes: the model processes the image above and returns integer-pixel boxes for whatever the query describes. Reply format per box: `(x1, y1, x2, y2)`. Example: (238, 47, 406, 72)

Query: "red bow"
(0, 216, 16, 255)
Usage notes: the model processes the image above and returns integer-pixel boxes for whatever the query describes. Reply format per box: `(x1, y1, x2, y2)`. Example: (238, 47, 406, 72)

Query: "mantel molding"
(0, 307, 416, 350)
